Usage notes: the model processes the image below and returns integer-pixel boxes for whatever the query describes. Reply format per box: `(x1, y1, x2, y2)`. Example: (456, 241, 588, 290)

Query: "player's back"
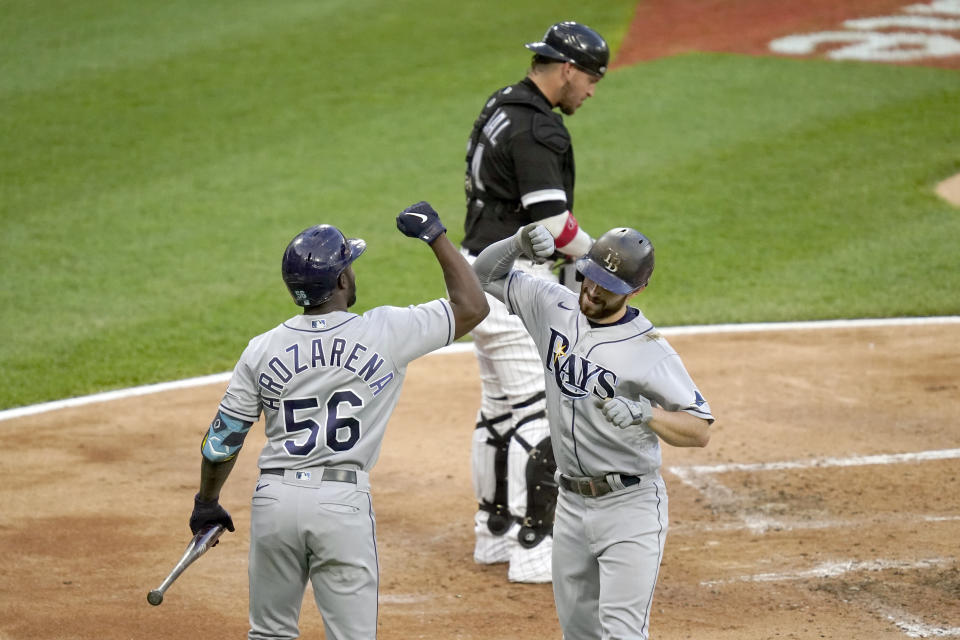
(221, 300, 453, 472)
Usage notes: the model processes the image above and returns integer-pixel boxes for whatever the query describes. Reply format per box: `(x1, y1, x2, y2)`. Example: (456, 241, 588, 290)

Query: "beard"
(578, 287, 627, 322)
(557, 88, 578, 115)
(557, 80, 584, 115)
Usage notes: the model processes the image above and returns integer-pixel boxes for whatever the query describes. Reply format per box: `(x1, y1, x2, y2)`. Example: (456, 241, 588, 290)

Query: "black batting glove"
(190, 493, 235, 535)
(396, 201, 446, 245)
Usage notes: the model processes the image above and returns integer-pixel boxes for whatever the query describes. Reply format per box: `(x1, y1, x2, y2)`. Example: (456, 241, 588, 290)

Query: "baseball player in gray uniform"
(187, 201, 488, 640)
(472, 224, 714, 640)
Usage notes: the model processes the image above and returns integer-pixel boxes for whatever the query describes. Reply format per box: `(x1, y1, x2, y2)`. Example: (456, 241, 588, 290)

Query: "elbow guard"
(201, 411, 253, 463)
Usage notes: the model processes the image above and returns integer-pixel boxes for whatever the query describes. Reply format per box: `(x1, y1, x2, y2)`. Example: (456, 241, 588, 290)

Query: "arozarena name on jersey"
(547, 329, 617, 399)
(257, 338, 393, 409)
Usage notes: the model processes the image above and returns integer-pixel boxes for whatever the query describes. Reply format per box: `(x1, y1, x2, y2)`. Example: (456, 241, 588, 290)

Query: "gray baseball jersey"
(502, 268, 713, 639)
(502, 270, 713, 477)
(218, 302, 454, 471)
(216, 300, 453, 639)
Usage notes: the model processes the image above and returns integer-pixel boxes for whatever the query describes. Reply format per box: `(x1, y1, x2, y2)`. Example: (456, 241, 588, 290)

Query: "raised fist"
(518, 223, 555, 263)
(396, 201, 447, 245)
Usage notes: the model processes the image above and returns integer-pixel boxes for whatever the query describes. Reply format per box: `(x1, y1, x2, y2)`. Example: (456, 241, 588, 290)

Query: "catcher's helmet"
(525, 21, 609, 78)
(281, 224, 366, 307)
(576, 228, 654, 294)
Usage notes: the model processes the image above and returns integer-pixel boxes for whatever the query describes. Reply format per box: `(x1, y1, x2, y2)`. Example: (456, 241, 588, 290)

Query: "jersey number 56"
(282, 390, 363, 455)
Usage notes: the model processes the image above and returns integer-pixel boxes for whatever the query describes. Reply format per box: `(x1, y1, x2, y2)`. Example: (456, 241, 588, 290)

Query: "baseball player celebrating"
(187, 202, 488, 640)
(461, 20, 608, 583)
(472, 224, 715, 639)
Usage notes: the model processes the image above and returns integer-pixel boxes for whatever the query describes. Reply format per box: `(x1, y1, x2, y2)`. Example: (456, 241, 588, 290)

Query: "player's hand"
(518, 223, 555, 263)
(396, 201, 447, 245)
(594, 395, 653, 428)
(190, 493, 235, 537)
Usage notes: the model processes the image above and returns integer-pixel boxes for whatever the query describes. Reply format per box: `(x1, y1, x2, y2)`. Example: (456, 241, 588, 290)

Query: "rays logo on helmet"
(602, 251, 621, 273)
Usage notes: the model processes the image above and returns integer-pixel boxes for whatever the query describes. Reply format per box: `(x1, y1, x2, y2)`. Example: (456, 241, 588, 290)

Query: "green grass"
(576, 53, 960, 324)
(2, 1, 958, 409)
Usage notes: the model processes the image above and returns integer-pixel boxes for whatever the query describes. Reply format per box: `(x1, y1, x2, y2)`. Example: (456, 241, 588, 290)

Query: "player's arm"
(432, 232, 489, 340)
(526, 201, 592, 258)
(189, 410, 252, 535)
(646, 410, 711, 448)
(396, 201, 489, 339)
(472, 224, 556, 300)
(596, 396, 712, 448)
(197, 456, 238, 502)
(190, 457, 237, 537)
(515, 114, 592, 257)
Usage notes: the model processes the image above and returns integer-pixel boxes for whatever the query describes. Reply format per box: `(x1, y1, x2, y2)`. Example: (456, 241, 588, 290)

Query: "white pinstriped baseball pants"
(464, 249, 557, 582)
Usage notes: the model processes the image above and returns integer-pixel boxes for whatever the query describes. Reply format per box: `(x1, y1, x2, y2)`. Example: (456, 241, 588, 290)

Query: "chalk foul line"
(667, 448, 960, 535)
(882, 605, 960, 638)
(669, 448, 960, 477)
(700, 557, 951, 586)
(703, 557, 960, 638)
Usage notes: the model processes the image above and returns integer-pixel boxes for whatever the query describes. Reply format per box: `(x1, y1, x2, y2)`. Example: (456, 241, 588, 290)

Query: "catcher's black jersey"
(462, 78, 575, 254)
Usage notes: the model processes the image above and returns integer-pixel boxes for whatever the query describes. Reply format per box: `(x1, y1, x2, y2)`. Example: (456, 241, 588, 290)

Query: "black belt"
(261, 468, 357, 484)
(558, 473, 642, 498)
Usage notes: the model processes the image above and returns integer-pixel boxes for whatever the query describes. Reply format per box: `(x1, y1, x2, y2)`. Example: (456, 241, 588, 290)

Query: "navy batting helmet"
(281, 224, 366, 307)
(576, 228, 654, 294)
(525, 21, 609, 77)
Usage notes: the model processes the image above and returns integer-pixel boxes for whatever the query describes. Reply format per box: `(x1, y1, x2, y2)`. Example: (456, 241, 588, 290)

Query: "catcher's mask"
(525, 21, 609, 78)
(281, 224, 366, 307)
(576, 227, 654, 295)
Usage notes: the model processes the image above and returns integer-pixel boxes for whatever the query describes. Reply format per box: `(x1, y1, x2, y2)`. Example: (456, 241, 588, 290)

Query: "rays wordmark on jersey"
(546, 328, 617, 399)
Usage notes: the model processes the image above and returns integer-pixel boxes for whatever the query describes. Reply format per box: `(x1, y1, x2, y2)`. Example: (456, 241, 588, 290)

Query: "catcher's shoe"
(473, 512, 513, 564)
(507, 535, 552, 583)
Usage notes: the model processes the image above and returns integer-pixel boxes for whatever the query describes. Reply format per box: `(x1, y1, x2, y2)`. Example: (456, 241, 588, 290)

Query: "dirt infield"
(1, 322, 958, 639)
(937, 173, 960, 206)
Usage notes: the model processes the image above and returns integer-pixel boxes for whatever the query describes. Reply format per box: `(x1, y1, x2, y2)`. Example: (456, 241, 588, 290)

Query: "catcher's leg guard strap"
(476, 411, 515, 536)
(512, 390, 545, 410)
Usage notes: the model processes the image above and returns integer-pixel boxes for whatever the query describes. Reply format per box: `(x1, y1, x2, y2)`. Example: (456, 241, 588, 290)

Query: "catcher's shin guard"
(472, 398, 517, 564)
(505, 393, 555, 583)
(517, 434, 557, 548)
(507, 393, 556, 545)
(473, 408, 514, 535)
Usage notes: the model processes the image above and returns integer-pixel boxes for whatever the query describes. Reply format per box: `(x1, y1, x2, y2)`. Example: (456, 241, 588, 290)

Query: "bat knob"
(147, 590, 164, 606)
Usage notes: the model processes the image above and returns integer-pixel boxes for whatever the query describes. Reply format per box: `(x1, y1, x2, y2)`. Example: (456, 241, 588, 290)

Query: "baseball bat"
(147, 524, 225, 606)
